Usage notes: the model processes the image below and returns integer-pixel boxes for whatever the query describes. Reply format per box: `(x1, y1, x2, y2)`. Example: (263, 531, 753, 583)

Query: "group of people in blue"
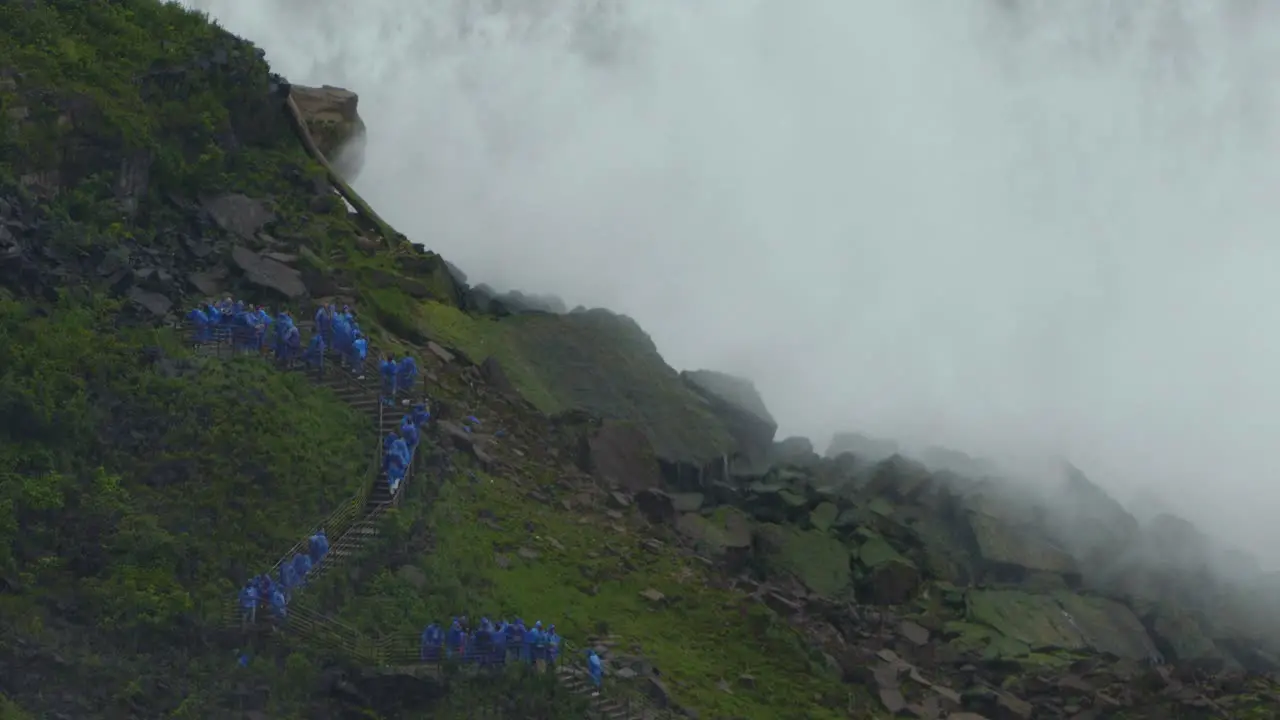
(417, 619, 602, 691)
(311, 302, 370, 371)
(238, 529, 330, 626)
(186, 298, 376, 373)
(378, 352, 418, 405)
(385, 403, 430, 492)
(197, 297, 607, 696)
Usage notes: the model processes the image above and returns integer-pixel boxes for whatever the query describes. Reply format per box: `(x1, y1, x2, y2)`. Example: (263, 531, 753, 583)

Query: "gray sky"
(183, 0, 1280, 565)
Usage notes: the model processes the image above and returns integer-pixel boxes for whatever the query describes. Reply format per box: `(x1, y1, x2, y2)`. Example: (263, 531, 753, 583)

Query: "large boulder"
(675, 507, 754, 571)
(290, 84, 367, 181)
(756, 523, 852, 597)
(681, 369, 777, 464)
(493, 309, 735, 464)
(958, 589, 1161, 661)
(855, 533, 920, 605)
(583, 420, 662, 493)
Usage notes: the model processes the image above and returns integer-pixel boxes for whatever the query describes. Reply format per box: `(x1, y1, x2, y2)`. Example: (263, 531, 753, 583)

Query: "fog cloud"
(181, 0, 1280, 563)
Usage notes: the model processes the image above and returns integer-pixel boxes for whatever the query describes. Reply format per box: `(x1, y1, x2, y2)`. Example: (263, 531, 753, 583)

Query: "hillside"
(1, 2, 1278, 720)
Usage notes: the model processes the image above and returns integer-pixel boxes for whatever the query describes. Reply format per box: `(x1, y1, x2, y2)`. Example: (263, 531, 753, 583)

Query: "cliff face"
(1, 2, 1278, 719)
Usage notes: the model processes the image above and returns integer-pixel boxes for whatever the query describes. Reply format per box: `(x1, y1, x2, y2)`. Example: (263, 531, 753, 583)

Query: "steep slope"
(4, 2, 1279, 720)
(0, 2, 821, 718)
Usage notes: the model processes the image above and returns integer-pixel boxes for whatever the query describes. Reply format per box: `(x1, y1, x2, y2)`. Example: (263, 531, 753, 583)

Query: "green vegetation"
(0, 298, 369, 715)
(313, 461, 860, 719)
(0, 0, 373, 275)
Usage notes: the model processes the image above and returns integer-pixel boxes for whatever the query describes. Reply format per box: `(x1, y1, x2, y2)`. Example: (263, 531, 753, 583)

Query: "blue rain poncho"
(524, 623, 542, 662)
(271, 589, 288, 619)
(446, 621, 464, 658)
(421, 625, 440, 661)
(400, 417, 419, 447)
(280, 562, 299, 590)
(492, 622, 507, 662)
(380, 357, 398, 399)
(397, 356, 418, 389)
(391, 437, 410, 465)
(238, 584, 258, 609)
(305, 334, 326, 369)
(308, 531, 329, 563)
(547, 626, 561, 664)
(588, 651, 603, 687)
(292, 553, 313, 580)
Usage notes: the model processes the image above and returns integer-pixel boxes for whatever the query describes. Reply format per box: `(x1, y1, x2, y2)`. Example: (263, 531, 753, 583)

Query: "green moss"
(418, 301, 560, 411)
(858, 534, 908, 568)
(809, 502, 838, 532)
(758, 524, 852, 598)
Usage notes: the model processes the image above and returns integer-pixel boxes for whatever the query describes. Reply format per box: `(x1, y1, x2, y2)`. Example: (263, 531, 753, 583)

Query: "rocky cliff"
(0, 2, 1277, 719)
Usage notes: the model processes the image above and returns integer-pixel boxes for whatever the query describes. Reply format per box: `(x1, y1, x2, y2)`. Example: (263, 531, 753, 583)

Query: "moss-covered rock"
(681, 369, 777, 463)
(415, 302, 734, 463)
(756, 524, 851, 597)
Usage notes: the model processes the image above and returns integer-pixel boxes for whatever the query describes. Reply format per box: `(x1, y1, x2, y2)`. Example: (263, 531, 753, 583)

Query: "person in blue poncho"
(445, 619, 464, 659)
(411, 403, 430, 428)
(292, 552, 313, 583)
(400, 415, 419, 449)
(492, 620, 508, 665)
(283, 324, 302, 366)
(508, 619, 526, 663)
(587, 650, 603, 695)
(525, 621, 543, 664)
(397, 355, 418, 398)
(270, 587, 288, 623)
(473, 618, 494, 666)
(280, 561, 299, 594)
(332, 313, 351, 359)
(253, 306, 272, 351)
(351, 333, 368, 372)
(308, 529, 329, 565)
(387, 435, 410, 491)
(547, 624, 561, 667)
(255, 573, 275, 602)
(379, 353, 398, 406)
(238, 581, 258, 627)
(314, 304, 331, 345)
(305, 332, 326, 374)
(187, 307, 211, 343)
(421, 623, 440, 662)
(382, 432, 403, 478)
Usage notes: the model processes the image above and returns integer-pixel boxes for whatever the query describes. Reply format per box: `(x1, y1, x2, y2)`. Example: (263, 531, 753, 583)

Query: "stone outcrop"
(290, 84, 367, 181)
(681, 369, 778, 464)
(632, 442, 1280, 682)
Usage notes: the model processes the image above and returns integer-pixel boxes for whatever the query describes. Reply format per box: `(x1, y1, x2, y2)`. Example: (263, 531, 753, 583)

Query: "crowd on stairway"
(238, 530, 330, 625)
(420, 618, 600, 688)
(193, 297, 436, 624)
(195, 297, 613, 703)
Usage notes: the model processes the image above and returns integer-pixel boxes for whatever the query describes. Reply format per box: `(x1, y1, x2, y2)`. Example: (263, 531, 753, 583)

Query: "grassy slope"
(0, 299, 370, 718)
(0, 2, 863, 718)
(326, 472, 861, 719)
(0, 2, 385, 717)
